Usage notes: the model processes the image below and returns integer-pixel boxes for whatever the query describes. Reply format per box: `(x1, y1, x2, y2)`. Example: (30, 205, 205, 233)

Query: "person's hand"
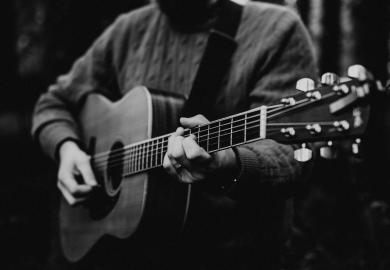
(163, 114, 238, 184)
(57, 141, 98, 206)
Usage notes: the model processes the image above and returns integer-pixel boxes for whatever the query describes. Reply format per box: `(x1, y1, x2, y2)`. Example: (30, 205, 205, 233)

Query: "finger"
(175, 127, 185, 136)
(57, 181, 85, 206)
(180, 114, 209, 128)
(163, 153, 178, 177)
(182, 135, 211, 163)
(76, 157, 98, 186)
(167, 132, 182, 169)
(170, 135, 191, 169)
(58, 171, 94, 197)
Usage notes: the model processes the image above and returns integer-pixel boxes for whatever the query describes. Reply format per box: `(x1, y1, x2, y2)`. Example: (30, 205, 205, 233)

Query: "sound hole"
(106, 141, 125, 195)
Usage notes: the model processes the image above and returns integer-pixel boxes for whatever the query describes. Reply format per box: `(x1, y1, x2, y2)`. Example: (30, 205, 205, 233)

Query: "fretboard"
(120, 106, 267, 177)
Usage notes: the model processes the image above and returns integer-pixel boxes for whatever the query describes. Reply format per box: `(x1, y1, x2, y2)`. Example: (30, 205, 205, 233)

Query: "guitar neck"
(120, 106, 268, 176)
(96, 76, 373, 177)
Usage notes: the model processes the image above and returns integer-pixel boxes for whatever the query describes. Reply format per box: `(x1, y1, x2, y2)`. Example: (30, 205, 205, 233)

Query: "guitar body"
(60, 86, 190, 262)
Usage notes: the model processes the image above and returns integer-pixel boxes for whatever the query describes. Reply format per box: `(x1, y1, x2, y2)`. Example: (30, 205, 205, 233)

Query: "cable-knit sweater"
(32, 1, 317, 269)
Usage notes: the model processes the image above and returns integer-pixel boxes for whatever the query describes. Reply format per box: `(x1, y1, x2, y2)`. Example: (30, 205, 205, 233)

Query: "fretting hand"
(163, 114, 238, 184)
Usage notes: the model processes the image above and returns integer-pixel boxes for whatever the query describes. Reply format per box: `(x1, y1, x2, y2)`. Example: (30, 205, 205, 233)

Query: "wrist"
(216, 147, 240, 191)
(58, 140, 81, 160)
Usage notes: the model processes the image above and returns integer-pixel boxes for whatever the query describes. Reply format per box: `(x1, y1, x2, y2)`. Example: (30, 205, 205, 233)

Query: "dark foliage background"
(0, 0, 389, 269)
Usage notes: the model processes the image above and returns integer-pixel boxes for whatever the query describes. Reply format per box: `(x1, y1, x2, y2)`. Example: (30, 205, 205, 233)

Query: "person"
(32, 0, 317, 269)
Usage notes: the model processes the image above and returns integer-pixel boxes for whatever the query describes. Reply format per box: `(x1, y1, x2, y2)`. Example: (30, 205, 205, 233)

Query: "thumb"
(180, 114, 209, 128)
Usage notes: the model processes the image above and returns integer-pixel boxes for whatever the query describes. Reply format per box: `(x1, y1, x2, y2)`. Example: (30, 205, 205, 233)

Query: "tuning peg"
(352, 138, 362, 155)
(321, 72, 339, 85)
(296, 78, 315, 92)
(294, 143, 312, 162)
(320, 141, 338, 159)
(348, 65, 370, 81)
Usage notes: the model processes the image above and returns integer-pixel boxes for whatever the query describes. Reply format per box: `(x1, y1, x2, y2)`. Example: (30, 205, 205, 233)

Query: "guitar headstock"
(267, 65, 379, 161)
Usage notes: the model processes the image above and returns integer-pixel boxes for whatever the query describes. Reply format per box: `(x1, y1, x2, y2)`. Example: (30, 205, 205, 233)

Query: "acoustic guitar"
(60, 66, 375, 262)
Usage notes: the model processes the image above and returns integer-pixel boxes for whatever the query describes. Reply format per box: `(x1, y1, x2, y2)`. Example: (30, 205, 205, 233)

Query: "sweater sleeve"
(31, 15, 129, 160)
(230, 9, 318, 198)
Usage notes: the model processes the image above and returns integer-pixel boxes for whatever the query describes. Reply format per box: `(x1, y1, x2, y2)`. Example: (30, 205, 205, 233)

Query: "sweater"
(32, 1, 317, 269)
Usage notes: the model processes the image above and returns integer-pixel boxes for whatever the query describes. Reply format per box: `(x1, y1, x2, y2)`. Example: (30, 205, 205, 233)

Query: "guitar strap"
(182, 0, 243, 120)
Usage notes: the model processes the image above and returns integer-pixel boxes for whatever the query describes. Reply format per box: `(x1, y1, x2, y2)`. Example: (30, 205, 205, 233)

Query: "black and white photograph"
(0, 0, 389, 269)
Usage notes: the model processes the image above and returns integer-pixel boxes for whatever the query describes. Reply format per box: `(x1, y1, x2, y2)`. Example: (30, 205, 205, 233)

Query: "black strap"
(182, 0, 243, 120)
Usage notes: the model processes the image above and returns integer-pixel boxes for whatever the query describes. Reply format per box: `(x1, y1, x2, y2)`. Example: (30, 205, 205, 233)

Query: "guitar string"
(93, 91, 335, 165)
(91, 116, 324, 169)
(92, 84, 348, 161)
(93, 123, 338, 172)
(92, 96, 314, 162)
(91, 104, 284, 161)
(91, 93, 336, 168)
(93, 89, 335, 163)
(91, 97, 318, 160)
(100, 126, 335, 176)
(92, 111, 275, 163)
(92, 121, 337, 168)
(94, 127, 303, 173)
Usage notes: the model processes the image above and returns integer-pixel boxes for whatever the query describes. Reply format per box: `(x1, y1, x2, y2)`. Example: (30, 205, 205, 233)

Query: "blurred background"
(0, 0, 389, 269)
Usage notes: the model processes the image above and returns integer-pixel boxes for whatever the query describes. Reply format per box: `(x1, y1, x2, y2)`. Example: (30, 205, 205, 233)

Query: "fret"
(133, 145, 137, 172)
(183, 129, 191, 137)
(141, 143, 145, 171)
(145, 142, 149, 169)
(127, 149, 130, 174)
(163, 137, 168, 164)
(229, 118, 232, 146)
(146, 141, 151, 169)
(219, 119, 232, 149)
(244, 114, 247, 143)
(246, 110, 261, 141)
(156, 139, 160, 166)
(139, 144, 143, 171)
(155, 138, 160, 167)
(151, 139, 156, 167)
(156, 139, 161, 166)
(137, 145, 142, 171)
(198, 125, 209, 150)
(159, 137, 165, 166)
(130, 147, 133, 173)
(129, 146, 134, 173)
(208, 122, 219, 152)
(196, 126, 200, 145)
(220, 121, 223, 148)
(260, 106, 267, 139)
(232, 114, 245, 145)
(124, 152, 128, 175)
(134, 145, 138, 172)
(145, 141, 151, 169)
(206, 125, 210, 152)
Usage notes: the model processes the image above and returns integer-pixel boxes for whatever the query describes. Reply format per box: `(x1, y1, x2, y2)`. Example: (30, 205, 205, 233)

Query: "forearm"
(32, 81, 85, 160)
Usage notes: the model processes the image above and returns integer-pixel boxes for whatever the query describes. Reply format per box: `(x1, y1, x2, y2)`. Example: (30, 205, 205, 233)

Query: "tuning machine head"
(294, 143, 312, 162)
(321, 72, 339, 86)
(320, 141, 338, 159)
(296, 78, 315, 92)
(352, 138, 362, 155)
(348, 65, 371, 81)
